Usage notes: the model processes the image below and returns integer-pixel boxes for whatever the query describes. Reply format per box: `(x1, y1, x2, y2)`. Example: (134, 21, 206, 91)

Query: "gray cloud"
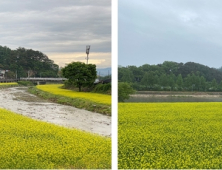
(0, 0, 111, 68)
(119, 0, 222, 68)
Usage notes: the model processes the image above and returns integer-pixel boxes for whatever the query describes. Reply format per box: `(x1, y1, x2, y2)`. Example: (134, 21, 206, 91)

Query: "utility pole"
(86, 45, 90, 64)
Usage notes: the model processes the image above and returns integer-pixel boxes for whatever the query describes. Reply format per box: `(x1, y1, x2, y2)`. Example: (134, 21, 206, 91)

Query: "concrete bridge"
(0, 79, 18, 83)
(20, 77, 67, 85)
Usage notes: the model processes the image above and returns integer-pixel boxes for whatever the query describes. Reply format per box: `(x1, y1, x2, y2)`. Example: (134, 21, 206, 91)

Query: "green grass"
(28, 84, 111, 115)
(17, 81, 34, 86)
(92, 83, 111, 94)
(119, 102, 222, 169)
(0, 108, 111, 169)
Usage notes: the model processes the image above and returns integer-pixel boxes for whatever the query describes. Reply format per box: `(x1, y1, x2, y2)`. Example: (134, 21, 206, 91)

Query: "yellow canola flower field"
(119, 102, 222, 169)
(0, 108, 111, 169)
(36, 84, 111, 105)
(0, 82, 18, 86)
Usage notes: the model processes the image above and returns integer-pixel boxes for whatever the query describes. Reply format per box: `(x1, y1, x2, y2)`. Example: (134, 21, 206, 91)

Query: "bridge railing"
(0, 79, 18, 83)
(20, 77, 67, 81)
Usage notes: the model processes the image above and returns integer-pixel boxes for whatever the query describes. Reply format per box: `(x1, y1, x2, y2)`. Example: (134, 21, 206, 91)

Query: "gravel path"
(0, 87, 111, 137)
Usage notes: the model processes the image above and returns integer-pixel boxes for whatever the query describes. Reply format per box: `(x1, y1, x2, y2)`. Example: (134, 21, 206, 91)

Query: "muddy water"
(0, 87, 111, 137)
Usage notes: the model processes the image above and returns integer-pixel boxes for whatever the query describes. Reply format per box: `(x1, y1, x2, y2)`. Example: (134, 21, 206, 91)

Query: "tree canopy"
(118, 82, 135, 102)
(0, 45, 59, 78)
(62, 62, 97, 91)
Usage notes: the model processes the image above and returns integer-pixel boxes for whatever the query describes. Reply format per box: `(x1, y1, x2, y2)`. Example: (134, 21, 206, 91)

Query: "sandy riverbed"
(0, 87, 111, 137)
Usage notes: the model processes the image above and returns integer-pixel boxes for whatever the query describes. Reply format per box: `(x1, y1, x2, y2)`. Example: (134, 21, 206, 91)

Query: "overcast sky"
(0, 0, 111, 68)
(119, 0, 222, 68)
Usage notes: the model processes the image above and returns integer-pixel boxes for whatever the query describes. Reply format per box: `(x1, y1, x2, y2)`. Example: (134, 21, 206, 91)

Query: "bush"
(118, 82, 135, 102)
(93, 83, 111, 94)
(17, 81, 34, 86)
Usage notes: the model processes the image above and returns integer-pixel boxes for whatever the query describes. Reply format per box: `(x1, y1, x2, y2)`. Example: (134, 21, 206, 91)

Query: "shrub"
(93, 83, 111, 94)
(118, 82, 135, 102)
(17, 81, 34, 86)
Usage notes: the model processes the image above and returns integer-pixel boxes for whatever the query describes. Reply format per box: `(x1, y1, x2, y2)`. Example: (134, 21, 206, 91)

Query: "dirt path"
(0, 87, 111, 137)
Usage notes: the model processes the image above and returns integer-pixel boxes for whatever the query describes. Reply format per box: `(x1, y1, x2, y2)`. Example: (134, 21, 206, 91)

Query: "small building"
(0, 70, 5, 79)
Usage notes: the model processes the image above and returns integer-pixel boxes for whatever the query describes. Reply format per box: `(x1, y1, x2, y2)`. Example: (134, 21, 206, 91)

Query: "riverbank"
(29, 85, 111, 115)
(127, 91, 222, 102)
(136, 91, 222, 95)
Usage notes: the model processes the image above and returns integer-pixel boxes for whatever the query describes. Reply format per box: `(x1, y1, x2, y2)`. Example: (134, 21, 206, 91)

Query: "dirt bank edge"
(28, 86, 111, 116)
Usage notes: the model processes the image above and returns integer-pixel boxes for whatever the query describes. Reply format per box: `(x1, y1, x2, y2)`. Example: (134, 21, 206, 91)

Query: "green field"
(0, 108, 111, 169)
(118, 102, 222, 169)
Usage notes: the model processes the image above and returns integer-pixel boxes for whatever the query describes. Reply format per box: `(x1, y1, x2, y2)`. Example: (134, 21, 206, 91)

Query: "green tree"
(184, 74, 193, 90)
(219, 80, 222, 91)
(141, 71, 156, 89)
(62, 62, 96, 92)
(168, 74, 175, 90)
(176, 74, 183, 88)
(128, 65, 143, 82)
(211, 78, 218, 91)
(200, 76, 206, 91)
(120, 68, 133, 83)
(159, 74, 168, 87)
(118, 82, 135, 102)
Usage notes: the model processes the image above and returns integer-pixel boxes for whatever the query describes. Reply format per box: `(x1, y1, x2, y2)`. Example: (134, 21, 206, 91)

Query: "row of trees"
(0, 45, 59, 78)
(119, 61, 222, 91)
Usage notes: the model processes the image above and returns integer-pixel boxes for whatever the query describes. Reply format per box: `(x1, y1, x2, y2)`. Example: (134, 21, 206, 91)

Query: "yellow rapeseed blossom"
(0, 82, 18, 86)
(36, 84, 111, 105)
(119, 102, 222, 169)
(0, 108, 111, 169)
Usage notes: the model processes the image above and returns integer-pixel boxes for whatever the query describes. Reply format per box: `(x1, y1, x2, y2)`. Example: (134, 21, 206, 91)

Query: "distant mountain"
(96, 67, 111, 77)
(177, 62, 222, 82)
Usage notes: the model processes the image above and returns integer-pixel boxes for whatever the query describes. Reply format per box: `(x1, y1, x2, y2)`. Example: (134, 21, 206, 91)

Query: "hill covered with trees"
(118, 61, 222, 91)
(0, 45, 59, 78)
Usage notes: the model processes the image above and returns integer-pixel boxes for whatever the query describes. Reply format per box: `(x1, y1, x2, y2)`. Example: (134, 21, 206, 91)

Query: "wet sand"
(0, 87, 111, 137)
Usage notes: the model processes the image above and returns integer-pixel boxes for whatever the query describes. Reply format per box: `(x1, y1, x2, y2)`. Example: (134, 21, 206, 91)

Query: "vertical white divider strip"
(112, 0, 118, 169)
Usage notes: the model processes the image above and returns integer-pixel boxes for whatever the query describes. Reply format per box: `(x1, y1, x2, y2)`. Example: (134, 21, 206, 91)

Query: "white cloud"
(47, 52, 111, 69)
(119, 0, 222, 68)
(0, 0, 111, 68)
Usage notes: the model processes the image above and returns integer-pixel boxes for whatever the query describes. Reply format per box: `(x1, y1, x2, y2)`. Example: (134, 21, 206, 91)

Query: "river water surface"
(0, 87, 111, 137)
(127, 93, 222, 102)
